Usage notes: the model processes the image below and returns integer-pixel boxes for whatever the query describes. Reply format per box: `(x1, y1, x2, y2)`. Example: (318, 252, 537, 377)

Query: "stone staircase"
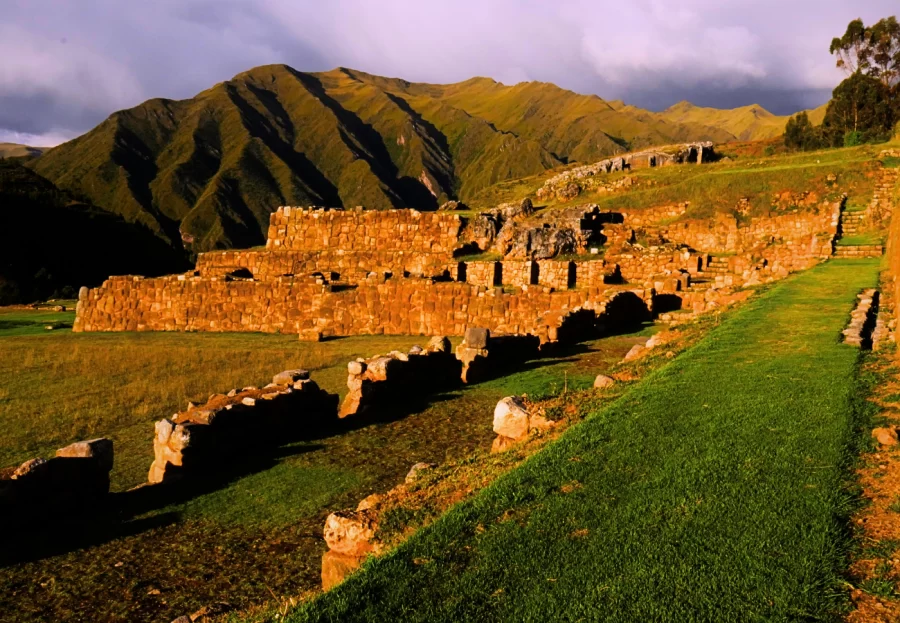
(839, 211, 866, 236)
(833, 245, 884, 258)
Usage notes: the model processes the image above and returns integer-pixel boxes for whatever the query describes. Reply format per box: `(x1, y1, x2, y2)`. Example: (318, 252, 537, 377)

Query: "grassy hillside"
(658, 101, 830, 141)
(0, 161, 186, 304)
(32, 65, 742, 252)
(0, 143, 44, 159)
(292, 259, 878, 622)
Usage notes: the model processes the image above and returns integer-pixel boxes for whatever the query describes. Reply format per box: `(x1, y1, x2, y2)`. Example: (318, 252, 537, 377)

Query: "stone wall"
(150, 371, 337, 484)
(195, 249, 455, 282)
(1, 438, 114, 527)
(75, 276, 629, 337)
(660, 207, 839, 255)
(266, 207, 464, 255)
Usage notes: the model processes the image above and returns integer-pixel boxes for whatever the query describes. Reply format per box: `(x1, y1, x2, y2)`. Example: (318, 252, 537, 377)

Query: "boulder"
(321, 550, 365, 591)
(273, 369, 309, 385)
(323, 509, 379, 556)
(873, 426, 899, 446)
(493, 396, 530, 441)
(299, 329, 323, 342)
(56, 438, 114, 473)
(491, 435, 519, 453)
(463, 327, 490, 350)
(593, 375, 615, 389)
(623, 344, 645, 361)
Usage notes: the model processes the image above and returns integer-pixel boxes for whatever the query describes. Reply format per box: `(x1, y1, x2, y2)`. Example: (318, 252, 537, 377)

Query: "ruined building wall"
(266, 207, 464, 254)
(195, 250, 456, 281)
(74, 276, 634, 337)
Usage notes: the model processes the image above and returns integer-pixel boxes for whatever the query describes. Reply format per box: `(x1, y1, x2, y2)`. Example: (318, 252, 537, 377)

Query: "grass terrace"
(291, 259, 880, 622)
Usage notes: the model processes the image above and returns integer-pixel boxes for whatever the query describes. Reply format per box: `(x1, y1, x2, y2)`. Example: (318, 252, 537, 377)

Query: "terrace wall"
(74, 276, 641, 337)
(266, 207, 464, 255)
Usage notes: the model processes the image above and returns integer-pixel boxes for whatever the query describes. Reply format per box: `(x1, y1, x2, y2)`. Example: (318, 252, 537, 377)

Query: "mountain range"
(25, 65, 820, 253)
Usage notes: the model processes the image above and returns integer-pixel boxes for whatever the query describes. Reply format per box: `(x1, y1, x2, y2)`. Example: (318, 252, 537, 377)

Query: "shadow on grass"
(0, 325, 647, 566)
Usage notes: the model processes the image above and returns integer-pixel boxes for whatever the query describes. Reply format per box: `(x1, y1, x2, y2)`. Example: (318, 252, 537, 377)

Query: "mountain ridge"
(30, 64, 808, 252)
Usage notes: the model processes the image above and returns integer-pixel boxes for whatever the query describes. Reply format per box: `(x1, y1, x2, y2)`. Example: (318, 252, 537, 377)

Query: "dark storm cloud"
(1, 0, 897, 145)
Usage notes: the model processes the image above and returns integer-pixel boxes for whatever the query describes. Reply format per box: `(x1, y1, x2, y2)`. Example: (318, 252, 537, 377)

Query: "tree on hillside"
(821, 72, 895, 145)
(784, 112, 821, 151)
(867, 17, 900, 87)
(831, 19, 871, 75)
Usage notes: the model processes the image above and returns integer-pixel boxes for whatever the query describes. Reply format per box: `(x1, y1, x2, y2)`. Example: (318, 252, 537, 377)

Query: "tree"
(821, 72, 895, 145)
(867, 17, 900, 87)
(784, 112, 820, 151)
(831, 18, 871, 75)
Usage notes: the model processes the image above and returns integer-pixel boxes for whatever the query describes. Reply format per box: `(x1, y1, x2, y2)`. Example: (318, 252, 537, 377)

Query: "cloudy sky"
(1, 0, 896, 146)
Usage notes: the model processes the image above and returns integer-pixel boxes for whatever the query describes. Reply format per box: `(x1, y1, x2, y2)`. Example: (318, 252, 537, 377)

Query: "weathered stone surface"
(464, 327, 490, 350)
(491, 434, 519, 453)
(323, 509, 379, 556)
(272, 369, 309, 385)
(493, 396, 530, 441)
(11, 458, 49, 480)
(56, 438, 114, 472)
(321, 550, 366, 591)
(624, 344, 645, 361)
(873, 426, 899, 446)
(593, 374, 615, 389)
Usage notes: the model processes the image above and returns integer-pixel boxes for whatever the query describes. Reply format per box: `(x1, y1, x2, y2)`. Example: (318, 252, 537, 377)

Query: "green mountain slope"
(0, 161, 186, 304)
(31, 65, 737, 252)
(658, 101, 830, 141)
(0, 143, 45, 159)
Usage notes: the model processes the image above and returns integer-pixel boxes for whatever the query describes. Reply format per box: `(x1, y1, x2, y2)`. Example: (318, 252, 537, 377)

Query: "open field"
(0, 305, 652, 623)
(291, 259, 880, 622)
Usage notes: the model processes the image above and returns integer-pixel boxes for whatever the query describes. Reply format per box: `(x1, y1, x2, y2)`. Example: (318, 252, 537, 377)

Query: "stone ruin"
(338, 337, 460, 418)
(149, 371, 337, 484)
(1, 438, 114, 529)
(535, 142, 715, 203)
(73, 177, 848, 340)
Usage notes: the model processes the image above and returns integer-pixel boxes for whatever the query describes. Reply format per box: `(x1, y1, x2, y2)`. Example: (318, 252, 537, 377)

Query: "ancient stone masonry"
(0, 438, 114, 529)
(77, 183, 846, 337)
(535, 142, 714, 203)
(266, 207, 464, 254)
(338, 337, 461, 418)
(149, 371, 337, 484)
(842, 289, 879, 349)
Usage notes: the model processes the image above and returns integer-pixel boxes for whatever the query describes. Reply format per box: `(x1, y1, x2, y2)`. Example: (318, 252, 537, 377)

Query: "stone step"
(833, 245, 884, 258)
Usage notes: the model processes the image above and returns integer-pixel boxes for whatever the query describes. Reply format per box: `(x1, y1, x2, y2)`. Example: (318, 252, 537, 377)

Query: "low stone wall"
(621, 203, 689, 227)
(150, 371, 337, 484)
(75, 277, 622, 337)
(266, 207, 464, 255)
(0, 438, 113, 527)
(339, 338, 461, 418)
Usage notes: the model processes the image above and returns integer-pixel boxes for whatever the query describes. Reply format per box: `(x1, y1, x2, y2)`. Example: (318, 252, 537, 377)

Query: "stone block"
(463, 327, 490, 349)
(55, 438, 114, 473)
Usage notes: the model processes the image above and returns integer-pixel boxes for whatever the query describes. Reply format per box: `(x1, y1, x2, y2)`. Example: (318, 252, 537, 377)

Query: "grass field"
(0, 305, 651, 623)
(290, 259, 879, 622)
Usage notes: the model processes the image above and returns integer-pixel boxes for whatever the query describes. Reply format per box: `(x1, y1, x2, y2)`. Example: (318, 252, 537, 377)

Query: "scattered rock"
(493, 396, 531, 440)
(623, 344, 645, 361)
(593, 375, 615, 389)
(873, 427, 899, 446)
(323, 509, 380, 556)
(491, 435, 518, 453)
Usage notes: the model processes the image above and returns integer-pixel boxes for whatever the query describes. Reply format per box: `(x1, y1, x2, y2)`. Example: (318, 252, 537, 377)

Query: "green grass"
(0, 316, 436, 490)
(837, 233, 884, 246)
(578, 147, 875, 220)
(0, 306, 649, 622)
(291, 259, 879, 622)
